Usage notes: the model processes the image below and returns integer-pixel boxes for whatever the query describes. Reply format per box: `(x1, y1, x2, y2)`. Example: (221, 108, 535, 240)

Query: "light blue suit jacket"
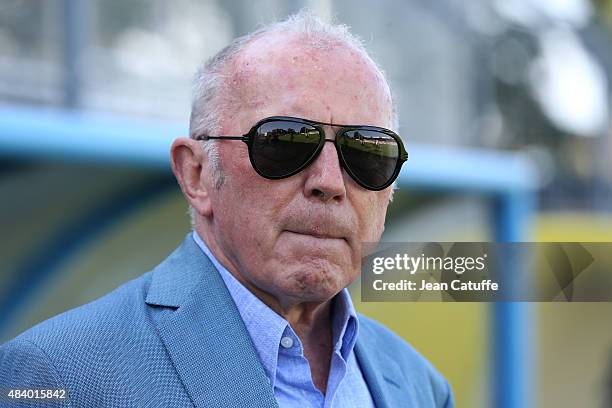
(0, 234, 454, 407)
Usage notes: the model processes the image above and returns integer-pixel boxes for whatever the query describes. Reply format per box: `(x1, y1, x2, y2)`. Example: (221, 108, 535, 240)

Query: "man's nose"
(303, 138, 346, 202)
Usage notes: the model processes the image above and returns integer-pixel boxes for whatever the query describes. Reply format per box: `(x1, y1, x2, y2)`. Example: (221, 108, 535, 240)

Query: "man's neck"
(194, 226, 335, 393)
(194, 226, 333, 322)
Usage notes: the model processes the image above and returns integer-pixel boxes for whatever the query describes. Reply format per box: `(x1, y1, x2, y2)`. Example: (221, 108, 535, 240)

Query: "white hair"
(187, 10, 398, 226)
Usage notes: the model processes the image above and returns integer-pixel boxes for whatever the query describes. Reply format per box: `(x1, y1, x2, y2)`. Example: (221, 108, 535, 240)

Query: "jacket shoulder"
(0, 272, 153, 381)
(358, 313, 430, 363)
(15, 271, 153, 348)
(0, 268, 197, 407)
(357, 313, 455, 407)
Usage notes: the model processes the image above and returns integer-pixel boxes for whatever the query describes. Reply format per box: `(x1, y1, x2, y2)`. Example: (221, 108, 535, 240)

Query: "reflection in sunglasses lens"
(251, 120, 322, 177)
(338, 130, 399, 189)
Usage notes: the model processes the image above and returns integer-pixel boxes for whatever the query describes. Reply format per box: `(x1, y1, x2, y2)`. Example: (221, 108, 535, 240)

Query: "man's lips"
(285, 230, 347, 242)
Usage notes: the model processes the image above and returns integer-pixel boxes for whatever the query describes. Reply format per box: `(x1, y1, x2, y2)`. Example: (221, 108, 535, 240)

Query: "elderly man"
(0, 12, 453, 408)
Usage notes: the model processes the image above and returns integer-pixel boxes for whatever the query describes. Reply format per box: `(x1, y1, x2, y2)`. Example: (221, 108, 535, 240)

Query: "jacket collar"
(145, 233, 409, 408)
(355, 316, 422, 408)
(145, 233, 278, 408)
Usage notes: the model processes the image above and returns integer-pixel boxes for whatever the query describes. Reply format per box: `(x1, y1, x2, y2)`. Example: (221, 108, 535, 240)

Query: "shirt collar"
(191, 230, 360, 385)
(331, 287, 359, 361)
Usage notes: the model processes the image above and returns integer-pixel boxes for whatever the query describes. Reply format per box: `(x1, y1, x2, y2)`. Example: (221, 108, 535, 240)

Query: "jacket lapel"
(355, 317, 420, 408)
(145, 234, 278, 408)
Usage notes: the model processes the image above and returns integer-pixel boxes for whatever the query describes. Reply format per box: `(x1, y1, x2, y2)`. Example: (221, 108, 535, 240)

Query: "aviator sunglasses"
(194, 116, 408, 191)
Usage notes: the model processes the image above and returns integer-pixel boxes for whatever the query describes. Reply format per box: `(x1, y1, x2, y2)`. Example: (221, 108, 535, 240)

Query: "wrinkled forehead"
(224, 32, 394, 130)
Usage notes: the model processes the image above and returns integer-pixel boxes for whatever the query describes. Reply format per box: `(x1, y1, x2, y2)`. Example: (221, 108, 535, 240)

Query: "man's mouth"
(285, 229, 347, 242)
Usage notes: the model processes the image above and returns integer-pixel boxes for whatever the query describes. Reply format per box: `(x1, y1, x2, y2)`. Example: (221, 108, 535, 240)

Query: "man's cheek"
(365, 213, 387, 242)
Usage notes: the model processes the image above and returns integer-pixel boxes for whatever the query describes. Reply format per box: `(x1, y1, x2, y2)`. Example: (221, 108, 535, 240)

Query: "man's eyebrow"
(270, 105, 312, 120)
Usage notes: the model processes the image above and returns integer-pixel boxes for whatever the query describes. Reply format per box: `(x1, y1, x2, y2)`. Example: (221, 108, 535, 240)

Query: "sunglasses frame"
(194, 116, 408, 191)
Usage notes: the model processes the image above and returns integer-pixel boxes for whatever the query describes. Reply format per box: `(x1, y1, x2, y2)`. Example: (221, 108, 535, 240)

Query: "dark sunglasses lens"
(338, 130, 400, 189)
(251, 120, 322, 178)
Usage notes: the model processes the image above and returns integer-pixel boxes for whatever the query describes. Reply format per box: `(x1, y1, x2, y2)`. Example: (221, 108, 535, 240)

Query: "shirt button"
(280, 336, 294, 349)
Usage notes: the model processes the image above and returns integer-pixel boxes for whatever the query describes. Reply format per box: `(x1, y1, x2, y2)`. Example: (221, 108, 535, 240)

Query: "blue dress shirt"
(192, 231, 375, 408)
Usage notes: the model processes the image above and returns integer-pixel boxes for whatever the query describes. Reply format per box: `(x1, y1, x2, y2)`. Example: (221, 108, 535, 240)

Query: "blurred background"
(0, 0, 611, 407)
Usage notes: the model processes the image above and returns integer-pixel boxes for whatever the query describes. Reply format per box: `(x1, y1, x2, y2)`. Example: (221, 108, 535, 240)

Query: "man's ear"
(170, 137, 214, 218)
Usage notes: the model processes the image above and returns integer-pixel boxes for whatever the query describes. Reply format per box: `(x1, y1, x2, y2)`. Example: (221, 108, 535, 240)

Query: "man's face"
(207, 34, 395, 307)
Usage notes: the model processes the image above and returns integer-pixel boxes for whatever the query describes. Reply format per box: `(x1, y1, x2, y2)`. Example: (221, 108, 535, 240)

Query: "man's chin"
(278, 267, 350, 302)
